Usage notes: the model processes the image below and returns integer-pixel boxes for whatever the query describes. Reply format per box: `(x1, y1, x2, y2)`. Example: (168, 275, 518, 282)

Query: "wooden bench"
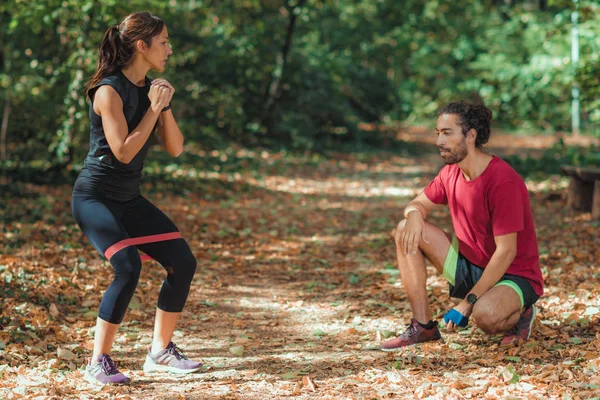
(560, 166, 600, 219)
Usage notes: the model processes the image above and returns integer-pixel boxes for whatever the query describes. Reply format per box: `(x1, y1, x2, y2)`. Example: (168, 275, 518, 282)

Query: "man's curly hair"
(438, 102, 493, 148)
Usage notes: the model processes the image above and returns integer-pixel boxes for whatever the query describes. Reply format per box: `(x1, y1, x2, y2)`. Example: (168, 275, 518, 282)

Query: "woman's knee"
(111, 248, 142, 284)
(180, 251, 197, 281)
(166, 249, 197, 284)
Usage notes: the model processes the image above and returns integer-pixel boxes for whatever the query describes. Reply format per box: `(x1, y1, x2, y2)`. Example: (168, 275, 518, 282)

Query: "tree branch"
(1, 45, 10, 162)
(262, 0, 308, 134)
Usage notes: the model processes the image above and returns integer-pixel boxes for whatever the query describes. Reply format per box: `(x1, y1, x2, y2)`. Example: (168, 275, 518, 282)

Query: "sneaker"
(500, 305, 536, 347)
(380, 318, 442, 351)
(143, 342, 204, 374)
(85, 354, 131, 385)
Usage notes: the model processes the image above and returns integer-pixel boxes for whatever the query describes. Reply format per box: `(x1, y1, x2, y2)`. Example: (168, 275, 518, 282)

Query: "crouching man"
(381, 102, 543, 351)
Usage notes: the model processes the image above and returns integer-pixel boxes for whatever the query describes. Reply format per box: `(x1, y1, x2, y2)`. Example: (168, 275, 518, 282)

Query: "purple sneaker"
(143, 342, 204, 374)
(85, 354, 131, 385)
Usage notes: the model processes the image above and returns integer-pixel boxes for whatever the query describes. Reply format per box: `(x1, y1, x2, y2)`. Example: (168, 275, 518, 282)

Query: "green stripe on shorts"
(496, 280, 524, 308)
(442, 236, 459, 286)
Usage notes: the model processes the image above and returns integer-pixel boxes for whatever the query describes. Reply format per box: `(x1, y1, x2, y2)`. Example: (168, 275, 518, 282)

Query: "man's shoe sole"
(380, 337, 444, 352)
(523, 305, 537, 341)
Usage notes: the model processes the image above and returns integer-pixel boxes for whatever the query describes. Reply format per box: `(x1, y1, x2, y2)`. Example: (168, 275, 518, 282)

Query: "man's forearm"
(404, 202, 427, 219)
(468, 249, 516, 298)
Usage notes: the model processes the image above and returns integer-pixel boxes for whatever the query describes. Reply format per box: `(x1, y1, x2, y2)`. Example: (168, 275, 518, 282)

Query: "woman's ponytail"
(86, 25, 121, 97)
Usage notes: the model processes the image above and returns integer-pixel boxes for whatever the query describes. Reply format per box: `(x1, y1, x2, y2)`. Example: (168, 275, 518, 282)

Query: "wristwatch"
(466, 293, 478, 305)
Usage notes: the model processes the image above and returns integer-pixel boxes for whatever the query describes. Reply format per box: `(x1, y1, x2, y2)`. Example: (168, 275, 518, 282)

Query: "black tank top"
(73, 71, 154, 202)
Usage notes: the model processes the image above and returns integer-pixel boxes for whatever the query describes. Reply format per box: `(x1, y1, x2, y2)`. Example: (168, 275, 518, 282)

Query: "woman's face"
(143, 25, 173, 72)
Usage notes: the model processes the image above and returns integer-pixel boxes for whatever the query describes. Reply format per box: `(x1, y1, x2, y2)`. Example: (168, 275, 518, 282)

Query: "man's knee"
(393, 219, 408, 244)
(472, 304, 504, 334)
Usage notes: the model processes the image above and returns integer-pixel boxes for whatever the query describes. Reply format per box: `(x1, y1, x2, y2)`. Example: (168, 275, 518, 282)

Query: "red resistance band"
(104, 232, 183, 261)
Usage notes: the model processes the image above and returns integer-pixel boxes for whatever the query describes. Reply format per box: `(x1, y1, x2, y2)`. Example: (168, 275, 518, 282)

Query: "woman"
(72, 11, 202, 385)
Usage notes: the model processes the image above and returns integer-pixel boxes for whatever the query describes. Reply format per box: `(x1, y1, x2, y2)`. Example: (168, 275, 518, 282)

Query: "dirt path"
(1, 144, 599, 399)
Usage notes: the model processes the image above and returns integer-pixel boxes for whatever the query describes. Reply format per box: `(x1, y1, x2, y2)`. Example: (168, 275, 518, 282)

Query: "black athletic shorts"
(443, 237, 539, 308)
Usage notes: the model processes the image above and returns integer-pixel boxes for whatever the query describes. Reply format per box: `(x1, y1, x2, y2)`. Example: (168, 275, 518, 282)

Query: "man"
(381, 101, 544, 351)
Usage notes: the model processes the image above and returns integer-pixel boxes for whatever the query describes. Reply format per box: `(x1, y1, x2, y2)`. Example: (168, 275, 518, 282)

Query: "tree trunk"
(262, 0, 307, 135)
(593, 181, 600, 220)
(0, 86, 10, 161)
(566, 175, 594, 211)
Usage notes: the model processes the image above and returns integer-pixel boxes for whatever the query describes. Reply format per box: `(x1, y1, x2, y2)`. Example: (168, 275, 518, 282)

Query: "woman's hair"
(86, 11, 165, 95)
(437, 101, 493, 148)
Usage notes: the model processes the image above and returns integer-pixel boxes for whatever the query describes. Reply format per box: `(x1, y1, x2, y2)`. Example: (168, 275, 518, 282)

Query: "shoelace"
(401, 323, 418, 338)
(166, 343, 188, 360)
(100, 355, 119, 375)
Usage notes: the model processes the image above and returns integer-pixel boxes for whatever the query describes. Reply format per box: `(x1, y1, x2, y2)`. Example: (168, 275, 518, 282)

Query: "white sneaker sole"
(84, 370, 130, 385)
(143, 355, 204, 374)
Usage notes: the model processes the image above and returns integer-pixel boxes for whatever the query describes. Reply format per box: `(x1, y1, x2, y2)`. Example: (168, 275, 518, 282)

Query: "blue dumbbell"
(443, 309, 469, 327)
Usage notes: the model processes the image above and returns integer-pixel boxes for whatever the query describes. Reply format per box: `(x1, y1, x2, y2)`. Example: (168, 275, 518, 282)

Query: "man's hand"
(446, 300, 473, 331)
(401, 211, 429, 255)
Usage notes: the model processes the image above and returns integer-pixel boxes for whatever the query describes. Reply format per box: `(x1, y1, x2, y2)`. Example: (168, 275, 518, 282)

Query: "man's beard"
(439, 139, 468, 165)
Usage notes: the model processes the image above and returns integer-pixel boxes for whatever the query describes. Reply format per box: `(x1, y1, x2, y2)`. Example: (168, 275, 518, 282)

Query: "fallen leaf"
(229, 345, 244, 356)
(302, 375, 316, 392)
(312, 329, 325, 337)
(584, 307, 599, 316)
(235, 337, 251, 345)
(380, 330, 396, 339)
(282, 371, 298, 380)
(57, 348, 76, 361)
(49, 304, 59, 318)
(292, 381, 303, 395)
(128, 296, 142, 310)
(243, 369, 258, 378)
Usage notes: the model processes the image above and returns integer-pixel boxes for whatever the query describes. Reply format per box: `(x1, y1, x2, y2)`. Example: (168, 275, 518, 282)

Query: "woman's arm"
(94, 83, 171, 164)
(156, 110, 184, 157)
(152, 78, 184, 157)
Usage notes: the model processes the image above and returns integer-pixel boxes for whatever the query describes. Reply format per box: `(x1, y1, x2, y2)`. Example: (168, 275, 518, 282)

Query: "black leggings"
(72, 194, 197, 324)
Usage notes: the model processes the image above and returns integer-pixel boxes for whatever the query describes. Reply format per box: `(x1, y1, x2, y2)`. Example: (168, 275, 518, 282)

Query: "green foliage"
(1, 0, 599, 166)
(505, 138, 600, 177)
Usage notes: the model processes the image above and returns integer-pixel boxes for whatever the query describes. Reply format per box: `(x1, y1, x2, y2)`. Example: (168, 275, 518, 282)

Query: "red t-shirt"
(424, 156, 543, 296)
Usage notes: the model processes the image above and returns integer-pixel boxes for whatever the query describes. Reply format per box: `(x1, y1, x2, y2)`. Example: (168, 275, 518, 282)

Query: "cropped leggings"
(72, 194, 197, 324)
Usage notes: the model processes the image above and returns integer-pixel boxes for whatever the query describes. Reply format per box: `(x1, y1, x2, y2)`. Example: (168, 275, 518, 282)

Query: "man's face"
(436, 113, 469, 165)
